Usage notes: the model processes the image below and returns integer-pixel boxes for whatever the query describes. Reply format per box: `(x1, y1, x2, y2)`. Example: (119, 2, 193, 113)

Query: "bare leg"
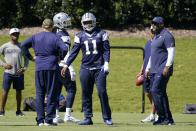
(146, 92, 156, 114)
(141, 92, 157, 122)
(0, 89, 9, 112)
(16, 90, 22, 111)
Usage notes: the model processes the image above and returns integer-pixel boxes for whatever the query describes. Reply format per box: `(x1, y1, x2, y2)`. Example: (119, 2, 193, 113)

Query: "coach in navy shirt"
(146, 17, 175, 125)
(61, 12, 112, 125)
(21, 18, 68, 126)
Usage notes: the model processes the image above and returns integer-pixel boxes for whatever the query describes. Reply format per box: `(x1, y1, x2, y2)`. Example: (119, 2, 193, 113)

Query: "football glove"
(103, 61, 109, 73)
(68, 65, 76, 81)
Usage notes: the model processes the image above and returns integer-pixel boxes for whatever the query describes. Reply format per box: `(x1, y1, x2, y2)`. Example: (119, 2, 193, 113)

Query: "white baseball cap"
(9, 28, 20, 35)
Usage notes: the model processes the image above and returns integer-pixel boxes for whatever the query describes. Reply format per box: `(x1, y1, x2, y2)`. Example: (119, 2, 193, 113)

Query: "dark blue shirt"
(143, 40, 151, 72)
(65, 28, 110, 69)
(54, 29, 70, 46)
(54, 28, 70, 60)
(21, 31, 68, 71)
(151, 28, 175, 74)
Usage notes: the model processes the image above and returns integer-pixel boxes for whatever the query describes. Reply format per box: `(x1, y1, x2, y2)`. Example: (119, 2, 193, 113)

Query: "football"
(135, 75, 144, 86)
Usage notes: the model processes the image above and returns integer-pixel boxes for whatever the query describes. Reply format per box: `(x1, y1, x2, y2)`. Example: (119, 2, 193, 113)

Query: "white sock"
(65, 108, 71, 116)
(56, 109, 59, 117)
(150, 113, 155, 117)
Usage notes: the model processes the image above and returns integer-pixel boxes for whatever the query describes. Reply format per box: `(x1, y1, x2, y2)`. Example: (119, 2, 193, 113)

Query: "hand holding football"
(135, 75, 144, 86)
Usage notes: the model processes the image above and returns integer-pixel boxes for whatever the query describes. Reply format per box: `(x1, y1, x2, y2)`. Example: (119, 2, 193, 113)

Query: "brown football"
(135, 75, 144, 86)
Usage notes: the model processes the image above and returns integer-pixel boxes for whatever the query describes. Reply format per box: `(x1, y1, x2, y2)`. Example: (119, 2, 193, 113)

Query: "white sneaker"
(38, 123, 44, 126)
(44, 123, 57, 126)
(155, 115, 159, 121)
(53, 116, 64, 124)
(64, 115, 80, 123)
(141, 114, 155, 123)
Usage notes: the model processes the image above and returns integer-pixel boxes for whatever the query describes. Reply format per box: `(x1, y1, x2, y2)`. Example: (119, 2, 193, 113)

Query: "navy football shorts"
(143, 77, 151, 93)
(3, 72, 24, 91)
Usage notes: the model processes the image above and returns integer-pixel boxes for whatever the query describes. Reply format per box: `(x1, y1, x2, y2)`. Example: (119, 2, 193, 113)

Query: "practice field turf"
(0, 35, 196, 131)
(0, 112, 195, 131)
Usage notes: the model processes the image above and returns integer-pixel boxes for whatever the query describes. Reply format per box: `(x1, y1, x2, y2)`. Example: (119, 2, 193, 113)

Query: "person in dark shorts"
(0, 28, 29, 116)
(137, 30, 158, 122)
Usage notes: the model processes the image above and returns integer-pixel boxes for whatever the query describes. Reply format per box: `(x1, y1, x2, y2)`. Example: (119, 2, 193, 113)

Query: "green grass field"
(0, 34, 196, 130)
(0, 112, 195, 131)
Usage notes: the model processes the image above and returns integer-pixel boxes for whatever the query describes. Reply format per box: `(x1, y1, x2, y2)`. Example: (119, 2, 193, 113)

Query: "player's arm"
(102, 31, 110, 73)
(60, 35, 76, 81)
(62, 50, 77, 81)
(17, 54, 30, 75)
(0, 44, 12, 69)
(23, 55, 29, 70)
(60, 35, 71, 59)
(61, 35, 81, 77)
(19, 55, 29, 74)
(56, 38, 69, 59)
(21, 37, 34, 61)
(145, 56, 151, 78)
(163, 34, 175, 76)
(102, 32, 110, 63)
(166, 47, 175, 67)
(0, 44, 6, 67)
(137, 63, 144, 77)
(64, 35, 81, 67)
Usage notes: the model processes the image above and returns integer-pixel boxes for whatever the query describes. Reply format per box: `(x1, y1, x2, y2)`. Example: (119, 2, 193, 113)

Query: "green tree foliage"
(0, 0, 195, 28)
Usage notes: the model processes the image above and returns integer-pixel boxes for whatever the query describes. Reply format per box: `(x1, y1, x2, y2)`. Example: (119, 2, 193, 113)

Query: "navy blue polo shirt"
(21, 31, 68, 71)
(150, 28, 175, 74)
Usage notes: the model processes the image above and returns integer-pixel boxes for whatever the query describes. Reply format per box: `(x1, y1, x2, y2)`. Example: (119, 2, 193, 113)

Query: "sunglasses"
(151, 21, 159, 25)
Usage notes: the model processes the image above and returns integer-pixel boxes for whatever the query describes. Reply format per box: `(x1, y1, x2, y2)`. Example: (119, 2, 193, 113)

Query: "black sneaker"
(78, 118, 93, 125)
(168, 119, 175, 125)
(153, 118, 164, 125)
(153, 118, 174, 125)
(16, 110, 25, 116)
(0, 111, 5, 116)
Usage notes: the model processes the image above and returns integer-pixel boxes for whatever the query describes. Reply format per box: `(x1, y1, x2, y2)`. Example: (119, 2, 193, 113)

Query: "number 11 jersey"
(65, 28, 110, 70)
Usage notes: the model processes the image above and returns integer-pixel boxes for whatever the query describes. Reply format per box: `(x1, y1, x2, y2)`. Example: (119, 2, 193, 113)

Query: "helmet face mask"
(81, 12, 96, 32)
(53, 12, 71, 29)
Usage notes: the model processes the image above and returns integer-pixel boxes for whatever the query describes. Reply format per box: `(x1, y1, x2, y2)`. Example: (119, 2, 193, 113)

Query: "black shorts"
(142, 77, 151, 93)
(3, 72, 24, 91)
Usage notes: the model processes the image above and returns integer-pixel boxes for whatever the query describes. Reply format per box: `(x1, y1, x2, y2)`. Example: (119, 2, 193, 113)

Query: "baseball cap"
(42, 18, 53, 29)
(152, 16, 164, 24)
(9, 28, 20, 35)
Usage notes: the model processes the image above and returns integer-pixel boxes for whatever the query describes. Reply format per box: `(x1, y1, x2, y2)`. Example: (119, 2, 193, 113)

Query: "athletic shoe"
(153, 118, 164, 125)
(0, 111, 5, 116)
(64, 115, 80, 123)
(37, 123, 44, 126)
(44, 123, 57, 126)
(53, 116, 64, 124)
(168, 119, 175, 125)
(16, 110, 25, 116)
(78, 118, 93, 125)
(155, 115, 159, 121)
(141, 114, 155, 122)
(104, 119, 113, 125)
